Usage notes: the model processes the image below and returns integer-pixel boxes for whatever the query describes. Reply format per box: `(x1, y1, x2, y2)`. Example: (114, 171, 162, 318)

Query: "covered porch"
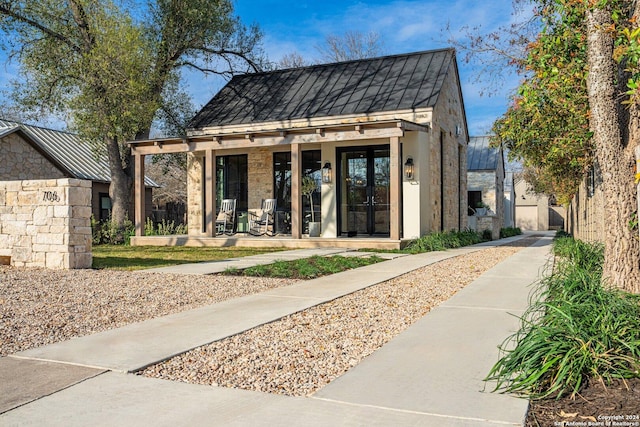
(129, 120, 430, 249)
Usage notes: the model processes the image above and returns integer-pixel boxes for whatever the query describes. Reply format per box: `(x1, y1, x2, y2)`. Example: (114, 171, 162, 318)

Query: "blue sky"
(0, 0, 532, 136)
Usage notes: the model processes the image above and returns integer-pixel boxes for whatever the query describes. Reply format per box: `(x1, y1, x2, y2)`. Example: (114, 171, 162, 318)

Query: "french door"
(338, 146, 390, 236)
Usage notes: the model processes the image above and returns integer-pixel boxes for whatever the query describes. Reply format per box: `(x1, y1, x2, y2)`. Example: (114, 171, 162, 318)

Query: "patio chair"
(215, 199, 236, 235)
(248, 198, 277, 236)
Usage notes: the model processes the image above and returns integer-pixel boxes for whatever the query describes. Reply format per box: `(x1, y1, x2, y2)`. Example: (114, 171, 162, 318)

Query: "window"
(216, 155, 248, 212)
(99, 193, 111, 221)
(272, 150, 321, 232)
(273, 152, 291, 212)
(468, 191, 482, 215)
(302, 151, 322, 227)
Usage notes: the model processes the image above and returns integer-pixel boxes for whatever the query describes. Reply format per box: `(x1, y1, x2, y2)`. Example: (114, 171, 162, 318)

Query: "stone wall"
(429, 68, 468, 232)
(467, 170, 504, 230)
(248, 149, 273, 209)
(0, 178, 92, 269)
(186, 152, 204, 236)
(0, 132, 66, 180)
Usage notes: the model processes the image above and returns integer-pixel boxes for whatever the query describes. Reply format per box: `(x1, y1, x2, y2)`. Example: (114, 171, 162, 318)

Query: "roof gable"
(189, 48, 456, 129)
(467, 136, 503, 171)
(0, 119, 156, 186)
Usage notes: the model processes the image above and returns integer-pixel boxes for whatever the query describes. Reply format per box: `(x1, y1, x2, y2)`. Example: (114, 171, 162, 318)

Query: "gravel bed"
(0, 269, 297, 356)
(141, 244, 524, 396)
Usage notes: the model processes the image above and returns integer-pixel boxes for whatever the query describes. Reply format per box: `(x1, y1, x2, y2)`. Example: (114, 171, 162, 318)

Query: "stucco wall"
(0, 132, 66, 180)
(0, 178, 92, 269)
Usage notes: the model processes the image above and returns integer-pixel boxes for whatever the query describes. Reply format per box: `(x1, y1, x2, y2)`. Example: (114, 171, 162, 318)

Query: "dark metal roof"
(0, 119, 157, 186)
(467, 136, 502, 171)
(189, 48, 456, 129)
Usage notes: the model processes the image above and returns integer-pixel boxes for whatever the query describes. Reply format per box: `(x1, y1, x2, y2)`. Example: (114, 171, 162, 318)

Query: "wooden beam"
(130, 127, 405, 156)
(134, 154, 145, 237)
(390, 136, 402, 240)
(205, 149, 216, 237)
(291, 143, 302, 239)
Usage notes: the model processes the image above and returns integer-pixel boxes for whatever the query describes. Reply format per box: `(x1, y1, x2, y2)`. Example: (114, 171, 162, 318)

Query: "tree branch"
(0, 4, 81, 53)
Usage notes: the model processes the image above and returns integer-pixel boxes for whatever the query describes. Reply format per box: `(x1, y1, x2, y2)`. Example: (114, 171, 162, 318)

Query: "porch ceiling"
(128, 119, 430, 156)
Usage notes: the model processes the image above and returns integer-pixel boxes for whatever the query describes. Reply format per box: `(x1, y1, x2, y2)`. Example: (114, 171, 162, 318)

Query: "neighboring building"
(503, 171, 516, 228)
(0, 119, 155, 221)
(129, 49, 469, 249)
(466, 136, 505, 239)
(514, 177, 565, 231)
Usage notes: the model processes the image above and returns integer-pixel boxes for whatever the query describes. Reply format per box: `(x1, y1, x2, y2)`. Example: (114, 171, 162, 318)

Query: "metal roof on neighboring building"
(189, 48, 456, 129)
(467, 136, 502, 171)
(0, 119, 156, 186)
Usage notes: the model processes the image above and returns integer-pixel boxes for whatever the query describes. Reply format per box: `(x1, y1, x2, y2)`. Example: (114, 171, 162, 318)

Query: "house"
(128, 48, 469, 249)
(466, 136, 505, 239)
(0, 119, 155, 221)
(514, 177, 565, 231)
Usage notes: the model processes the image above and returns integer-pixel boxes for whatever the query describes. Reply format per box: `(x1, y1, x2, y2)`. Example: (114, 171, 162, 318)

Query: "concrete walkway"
(1, 233, 553, 426)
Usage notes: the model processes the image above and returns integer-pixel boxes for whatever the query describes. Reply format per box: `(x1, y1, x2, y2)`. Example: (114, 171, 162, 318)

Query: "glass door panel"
(339, 146, 390, 236)
(373, 149, 390, 235)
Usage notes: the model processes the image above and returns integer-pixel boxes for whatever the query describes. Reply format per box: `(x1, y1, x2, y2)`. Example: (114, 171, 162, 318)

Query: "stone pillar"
(0, 178, 92, 269)
(187, 152, 204, 236)
(205, 149, 216, 237)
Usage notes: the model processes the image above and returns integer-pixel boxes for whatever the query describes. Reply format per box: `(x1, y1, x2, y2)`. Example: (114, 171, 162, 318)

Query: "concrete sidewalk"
(1, 233, 553, 426)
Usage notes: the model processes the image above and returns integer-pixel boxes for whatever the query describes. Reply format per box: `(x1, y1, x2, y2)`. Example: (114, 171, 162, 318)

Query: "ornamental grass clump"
(485, 236, 640, 399)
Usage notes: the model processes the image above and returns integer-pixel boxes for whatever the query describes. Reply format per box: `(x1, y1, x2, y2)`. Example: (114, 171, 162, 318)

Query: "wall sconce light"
(404, 157, 414, 180)
(322, 162, 332, 183)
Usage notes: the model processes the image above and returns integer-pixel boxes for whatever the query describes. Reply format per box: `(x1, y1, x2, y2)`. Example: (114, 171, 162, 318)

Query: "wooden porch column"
(390, 136, 402, 240)
(291, 143, 302, 239)
(134, 153, 145, 236)
(205, 149, 216, 237)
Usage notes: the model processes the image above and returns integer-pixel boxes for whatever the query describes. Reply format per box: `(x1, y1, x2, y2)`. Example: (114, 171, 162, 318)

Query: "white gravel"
(141, 244, 525, 396)
(0, 269, 297, 356)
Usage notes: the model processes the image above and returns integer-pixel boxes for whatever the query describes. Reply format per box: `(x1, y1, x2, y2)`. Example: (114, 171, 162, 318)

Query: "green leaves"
(486, 236, 640, 399)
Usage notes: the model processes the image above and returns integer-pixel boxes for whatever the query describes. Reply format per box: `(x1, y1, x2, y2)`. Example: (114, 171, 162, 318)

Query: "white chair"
(215, 199, 236, 235)
(248, 199, 276, 236)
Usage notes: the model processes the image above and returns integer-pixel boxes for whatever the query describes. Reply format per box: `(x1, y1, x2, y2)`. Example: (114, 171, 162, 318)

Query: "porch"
(129, 234, 409, 251)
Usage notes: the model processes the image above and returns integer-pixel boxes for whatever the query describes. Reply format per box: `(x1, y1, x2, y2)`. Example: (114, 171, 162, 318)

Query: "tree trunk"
(586, 7, 640, 292)
(105, 136, 133, 230)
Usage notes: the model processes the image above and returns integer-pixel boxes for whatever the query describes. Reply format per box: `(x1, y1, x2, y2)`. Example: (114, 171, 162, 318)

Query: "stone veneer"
(0, 179, 92, 269)
(0, 132, 66, 180)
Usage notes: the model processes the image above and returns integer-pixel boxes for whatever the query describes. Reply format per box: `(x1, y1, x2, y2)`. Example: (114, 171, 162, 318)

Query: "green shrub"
(404, 229, 483, 254)
(485, 237, 640, 399)
(144, 218, 187, 236)
(91, 216, 134, 245)
(500, 227, 522, 238)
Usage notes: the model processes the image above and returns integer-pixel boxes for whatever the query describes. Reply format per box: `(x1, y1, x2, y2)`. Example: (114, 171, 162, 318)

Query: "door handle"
(364, 196, 370, 206)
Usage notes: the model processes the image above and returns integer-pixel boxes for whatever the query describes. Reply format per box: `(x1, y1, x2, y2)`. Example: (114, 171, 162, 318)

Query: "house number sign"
(42, 190, 61, 203)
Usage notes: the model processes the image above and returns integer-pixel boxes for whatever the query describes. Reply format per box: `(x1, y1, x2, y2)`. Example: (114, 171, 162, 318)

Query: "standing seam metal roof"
(0, 119, 156, 186)
(189, 48, 456, 129)
(467, 136, 502, 171)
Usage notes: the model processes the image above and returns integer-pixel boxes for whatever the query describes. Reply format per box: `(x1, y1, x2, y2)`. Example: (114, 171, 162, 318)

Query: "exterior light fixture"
(321, 162, 332, 183)
(404, 157, 414, 180)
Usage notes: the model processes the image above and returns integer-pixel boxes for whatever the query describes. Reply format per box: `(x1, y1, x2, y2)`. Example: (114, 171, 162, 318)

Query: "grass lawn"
(92, 245, 286, 270)
(225, 255, 384, 279)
